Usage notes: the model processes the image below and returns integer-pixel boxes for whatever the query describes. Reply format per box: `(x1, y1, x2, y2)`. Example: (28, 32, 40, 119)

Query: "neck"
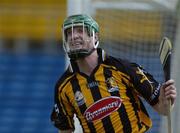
(76, 50, 98, 76)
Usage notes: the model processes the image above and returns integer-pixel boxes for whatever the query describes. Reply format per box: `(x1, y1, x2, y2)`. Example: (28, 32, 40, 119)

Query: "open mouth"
(69, 41, 83, 50)
(74, 41, 82, 45)
(70, 40, 84, 46)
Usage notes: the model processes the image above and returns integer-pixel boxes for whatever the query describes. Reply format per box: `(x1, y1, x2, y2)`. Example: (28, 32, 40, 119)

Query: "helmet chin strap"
(68, 48, 95, 61)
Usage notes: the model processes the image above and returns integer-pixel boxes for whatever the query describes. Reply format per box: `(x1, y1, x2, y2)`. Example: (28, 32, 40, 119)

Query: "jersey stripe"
(98, 66, 115, 133)
(101, 66, 121, 132)
(59, 95, 74, 128)
(122, 79, 142, 131)
(71, 76, 96, 132)
(53, 86, 73, 129)
(104, 67, 132, 133)
(89, 71, 115, 133)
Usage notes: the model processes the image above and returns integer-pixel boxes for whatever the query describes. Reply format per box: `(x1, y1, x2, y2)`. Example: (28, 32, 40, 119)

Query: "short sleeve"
(50, 85, 75, 130)
(130, 63, 161, 106)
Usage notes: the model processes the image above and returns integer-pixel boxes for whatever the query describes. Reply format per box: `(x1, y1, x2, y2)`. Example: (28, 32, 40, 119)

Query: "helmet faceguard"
(62, 14, 99, 60)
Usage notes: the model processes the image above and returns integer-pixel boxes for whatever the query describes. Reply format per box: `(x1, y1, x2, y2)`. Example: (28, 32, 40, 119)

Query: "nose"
(73, 31, 79, 39)
(71, 30, 82, 42)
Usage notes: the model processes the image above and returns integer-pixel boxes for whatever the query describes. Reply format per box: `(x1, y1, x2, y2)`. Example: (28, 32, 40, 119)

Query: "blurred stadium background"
(0, 0, 180, 133)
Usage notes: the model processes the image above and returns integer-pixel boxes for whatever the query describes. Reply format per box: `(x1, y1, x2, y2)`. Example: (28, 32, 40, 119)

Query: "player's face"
(65, 26, 94, 51)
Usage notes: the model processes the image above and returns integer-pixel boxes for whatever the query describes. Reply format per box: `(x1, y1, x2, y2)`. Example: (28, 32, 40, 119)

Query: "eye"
(66, 29, 72, 36)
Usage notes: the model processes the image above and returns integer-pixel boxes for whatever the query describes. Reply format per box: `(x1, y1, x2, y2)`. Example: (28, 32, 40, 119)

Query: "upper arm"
(50, 84, 75, 131)
(129, 63, 161, 106)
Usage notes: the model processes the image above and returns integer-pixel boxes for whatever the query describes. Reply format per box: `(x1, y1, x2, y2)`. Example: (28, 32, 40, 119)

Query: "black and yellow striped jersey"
(51, 48, 160, 133)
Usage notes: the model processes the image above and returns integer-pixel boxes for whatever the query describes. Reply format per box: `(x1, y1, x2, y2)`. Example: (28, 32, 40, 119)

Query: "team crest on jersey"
(84, 96, 122, 122)
(106, 77, 119, 92)
(75, 91, 85, 106)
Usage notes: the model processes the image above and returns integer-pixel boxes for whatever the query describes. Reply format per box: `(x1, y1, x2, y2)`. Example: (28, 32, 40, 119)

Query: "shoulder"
(104, 55, 133, 70)
(54, 69, 74, 93)
(103, 55, 145, 77)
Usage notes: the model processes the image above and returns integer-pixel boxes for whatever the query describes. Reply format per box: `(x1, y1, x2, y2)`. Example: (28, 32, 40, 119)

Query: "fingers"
(163, 79, 176, 105)
(164, 88, 176, 102)
(164, 79, 175, 86)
